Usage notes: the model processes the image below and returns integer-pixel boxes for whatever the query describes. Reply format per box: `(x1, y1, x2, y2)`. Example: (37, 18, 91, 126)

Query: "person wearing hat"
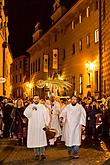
(59, 96, 86, 159)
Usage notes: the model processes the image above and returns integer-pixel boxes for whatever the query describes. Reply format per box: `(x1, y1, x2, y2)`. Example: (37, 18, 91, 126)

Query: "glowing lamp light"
(89, 63, 94, 71)
(26, 82, 33, 89)
(85, 62, 94, 71)
(85, 63, 89, 70)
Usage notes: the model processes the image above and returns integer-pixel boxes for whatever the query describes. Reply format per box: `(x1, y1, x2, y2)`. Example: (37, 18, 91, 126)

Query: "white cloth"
(50, 101, 61, 137)
(24, 103, 50, 148)
(60, 103, 86, 147)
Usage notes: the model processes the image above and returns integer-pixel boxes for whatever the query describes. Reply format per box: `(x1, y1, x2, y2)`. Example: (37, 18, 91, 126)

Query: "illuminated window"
(72, 20, 75, 29)
(86, 6, 90, 17)
(79, 74, 83, 94)
(86, 34, 90, 47)
(95, 71, 98, 91)
(94, 29, 99, 43)
(79, 14, 82, 24)
(79, 39, 82, 51)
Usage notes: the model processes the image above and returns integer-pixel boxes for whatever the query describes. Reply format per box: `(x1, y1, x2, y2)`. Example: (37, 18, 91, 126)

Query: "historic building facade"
(10, 55, 30, 98)
(28, 0, 100, 98)
(100, 0, 110, 96)
(0, 0, 13, 97)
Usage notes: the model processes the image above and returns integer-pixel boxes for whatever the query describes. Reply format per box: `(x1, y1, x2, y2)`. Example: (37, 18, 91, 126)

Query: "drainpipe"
(99, 0, 102, 98)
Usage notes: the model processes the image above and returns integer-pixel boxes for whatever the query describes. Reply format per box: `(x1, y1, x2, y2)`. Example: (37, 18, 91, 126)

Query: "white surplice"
(24, 103, 50, 148)
(60, 103, 86, 147)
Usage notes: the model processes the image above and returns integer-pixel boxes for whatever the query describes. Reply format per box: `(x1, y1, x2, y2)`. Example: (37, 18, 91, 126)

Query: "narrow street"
(0, 138, 110, 165)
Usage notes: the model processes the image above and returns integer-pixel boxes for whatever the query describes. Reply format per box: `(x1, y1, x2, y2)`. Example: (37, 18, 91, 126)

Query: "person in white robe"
(24, 95, 50, 160)
(49, 96, 61, 145)
(59, 96, 86, 159)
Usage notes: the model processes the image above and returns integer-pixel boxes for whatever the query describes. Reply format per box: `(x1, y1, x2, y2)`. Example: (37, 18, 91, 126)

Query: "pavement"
(0, 138, 110, 165)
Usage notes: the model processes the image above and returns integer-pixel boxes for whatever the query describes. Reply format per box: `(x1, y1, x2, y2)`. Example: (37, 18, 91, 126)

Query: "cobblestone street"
(0, 138, 110, 165)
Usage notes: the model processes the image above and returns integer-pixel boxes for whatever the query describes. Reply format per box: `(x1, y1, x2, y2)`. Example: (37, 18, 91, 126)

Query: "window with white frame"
(94, 29, 99, 43)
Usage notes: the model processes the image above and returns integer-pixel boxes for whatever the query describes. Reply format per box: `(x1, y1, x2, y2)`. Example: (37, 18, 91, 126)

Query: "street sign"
(0, 77, 6, 83)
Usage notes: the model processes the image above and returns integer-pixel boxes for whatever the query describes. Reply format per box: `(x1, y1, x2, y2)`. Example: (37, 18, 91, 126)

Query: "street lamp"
(24, 82, 33, 98)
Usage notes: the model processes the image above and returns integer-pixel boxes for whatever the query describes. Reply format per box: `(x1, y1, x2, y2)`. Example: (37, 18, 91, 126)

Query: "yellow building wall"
(0, 0, 13, 97)
(28, 0, 100, 98)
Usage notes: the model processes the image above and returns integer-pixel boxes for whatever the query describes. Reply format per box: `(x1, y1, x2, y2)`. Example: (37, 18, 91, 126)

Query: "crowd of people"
(0, 94, 110, 160)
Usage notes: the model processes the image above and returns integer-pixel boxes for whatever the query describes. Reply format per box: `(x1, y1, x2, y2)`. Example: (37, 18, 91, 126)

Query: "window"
(72, 43, 75, 54)
(33, 62, 35, 73)
(79, 39, 82, 51)
(79, 74, 83, 94)
(31, 63, 32, 74)
(95, 71, 98, 92)
(86, 6, 90, 17)
(79, 14, 82, 24)
(19, 74, 22, 82)
(103, 0, 106, 20)
(54, 34, 57, 42)
(36, 60, 37, 72)
(94, 29, 99, 43)
(38, 58, 40, 71)
(19, 61, 22, 68)
(63, 49, 66, 60)
(16, 75, 17, 83)
(95, 0, 98, 11)
(16, 64, 17, 70)
(72, 20, 75, 29)
(86, 34, 90, 47)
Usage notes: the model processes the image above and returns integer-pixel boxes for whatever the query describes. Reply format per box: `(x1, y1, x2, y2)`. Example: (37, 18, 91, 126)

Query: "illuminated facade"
(100, 0, 110, 96)
(10, 55, 30, 99)
(0, 0, 13, 97)
(28, 0, 100, 98)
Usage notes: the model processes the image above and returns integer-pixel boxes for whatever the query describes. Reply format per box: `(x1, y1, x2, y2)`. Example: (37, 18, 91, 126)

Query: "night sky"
(7, 0, 74, 58)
